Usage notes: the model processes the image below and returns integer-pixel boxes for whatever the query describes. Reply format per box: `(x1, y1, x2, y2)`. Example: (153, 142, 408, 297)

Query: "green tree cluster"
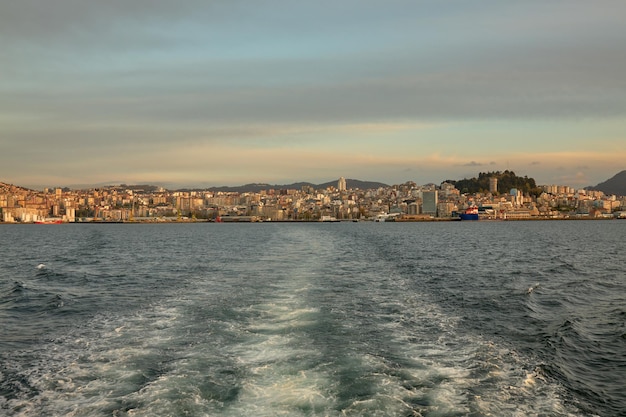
(445, 171, 542, 197)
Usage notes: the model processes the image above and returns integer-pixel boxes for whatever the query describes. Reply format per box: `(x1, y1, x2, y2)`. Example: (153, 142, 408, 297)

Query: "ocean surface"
(1, 221, 625, 416)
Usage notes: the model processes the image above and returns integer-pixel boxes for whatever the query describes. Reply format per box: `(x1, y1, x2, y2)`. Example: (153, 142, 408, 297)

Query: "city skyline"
(1, 1, 625, 190)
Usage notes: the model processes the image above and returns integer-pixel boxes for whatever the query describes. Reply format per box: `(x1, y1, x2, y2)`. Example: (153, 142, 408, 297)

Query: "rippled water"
(1, 221, 625, 416)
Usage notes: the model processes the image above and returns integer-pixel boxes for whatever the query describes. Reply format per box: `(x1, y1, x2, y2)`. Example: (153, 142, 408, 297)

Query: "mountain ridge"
(588, 170, 626, 196)
(192, 179, 389, 193)
(4, 170, 626, 195)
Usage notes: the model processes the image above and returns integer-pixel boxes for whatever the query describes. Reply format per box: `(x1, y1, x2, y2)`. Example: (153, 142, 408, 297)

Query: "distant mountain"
(200, 183, 305, 193)
(1, 179, 388, 193)
(588, 170, 626, 196)
(201, 179, 388, 193)
(319, 179, 388, 190)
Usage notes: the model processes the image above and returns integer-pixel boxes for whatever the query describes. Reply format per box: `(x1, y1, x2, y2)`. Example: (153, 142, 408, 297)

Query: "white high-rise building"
(338, 177, 347, 192)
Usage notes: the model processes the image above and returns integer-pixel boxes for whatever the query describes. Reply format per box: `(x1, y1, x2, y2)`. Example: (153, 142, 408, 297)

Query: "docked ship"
(34, 219, 64, 224)
(459, 205, 479, 220)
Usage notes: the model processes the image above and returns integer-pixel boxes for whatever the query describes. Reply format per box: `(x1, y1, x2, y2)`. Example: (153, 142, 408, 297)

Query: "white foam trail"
(351, 292, 581, 417)
(228, 300, 335, 415)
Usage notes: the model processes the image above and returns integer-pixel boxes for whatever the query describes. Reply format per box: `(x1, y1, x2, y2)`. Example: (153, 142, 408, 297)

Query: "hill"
(201, 179, 388, 193)
(0, 181, 34, 193)
(1, 179, 387, 194)
(588, 170, 626, 196)
(445, 171, 542, 196)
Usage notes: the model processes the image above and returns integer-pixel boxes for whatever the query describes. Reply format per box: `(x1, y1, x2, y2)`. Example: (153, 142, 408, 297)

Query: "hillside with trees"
(445, 171, 542, 196)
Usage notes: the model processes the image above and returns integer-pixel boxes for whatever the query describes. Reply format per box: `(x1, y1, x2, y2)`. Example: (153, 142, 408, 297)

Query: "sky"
(1, 0, 625, 190)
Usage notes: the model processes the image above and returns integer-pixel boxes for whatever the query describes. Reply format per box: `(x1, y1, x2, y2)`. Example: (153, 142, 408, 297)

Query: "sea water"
(1, 221, 625, 416)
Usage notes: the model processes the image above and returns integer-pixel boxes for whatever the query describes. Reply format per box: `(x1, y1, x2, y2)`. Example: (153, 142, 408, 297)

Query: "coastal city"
(1, 174, 625, 224)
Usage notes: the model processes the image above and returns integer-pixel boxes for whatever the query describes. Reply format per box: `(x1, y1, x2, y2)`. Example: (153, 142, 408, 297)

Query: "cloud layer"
(1, 1, 625, 188)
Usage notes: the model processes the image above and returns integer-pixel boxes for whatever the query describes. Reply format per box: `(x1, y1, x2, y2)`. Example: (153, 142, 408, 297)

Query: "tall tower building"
(489, 177, 498, 194)
(338, 177, 347, 192)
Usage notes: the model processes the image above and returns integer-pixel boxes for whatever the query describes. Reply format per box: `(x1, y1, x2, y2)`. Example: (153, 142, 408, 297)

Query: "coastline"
(1, 216, 622, 225)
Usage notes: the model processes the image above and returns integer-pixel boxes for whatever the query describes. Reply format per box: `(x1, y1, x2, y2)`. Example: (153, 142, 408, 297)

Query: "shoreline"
(1, 216, 622, 225)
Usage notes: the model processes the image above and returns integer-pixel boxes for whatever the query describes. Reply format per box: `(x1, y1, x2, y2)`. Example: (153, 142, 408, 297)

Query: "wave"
(544, 314, 626, 415)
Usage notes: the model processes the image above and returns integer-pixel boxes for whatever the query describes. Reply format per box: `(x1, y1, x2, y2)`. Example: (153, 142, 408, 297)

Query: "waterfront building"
(437, 202, 456, 218)
(422, 190, 438, 216)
